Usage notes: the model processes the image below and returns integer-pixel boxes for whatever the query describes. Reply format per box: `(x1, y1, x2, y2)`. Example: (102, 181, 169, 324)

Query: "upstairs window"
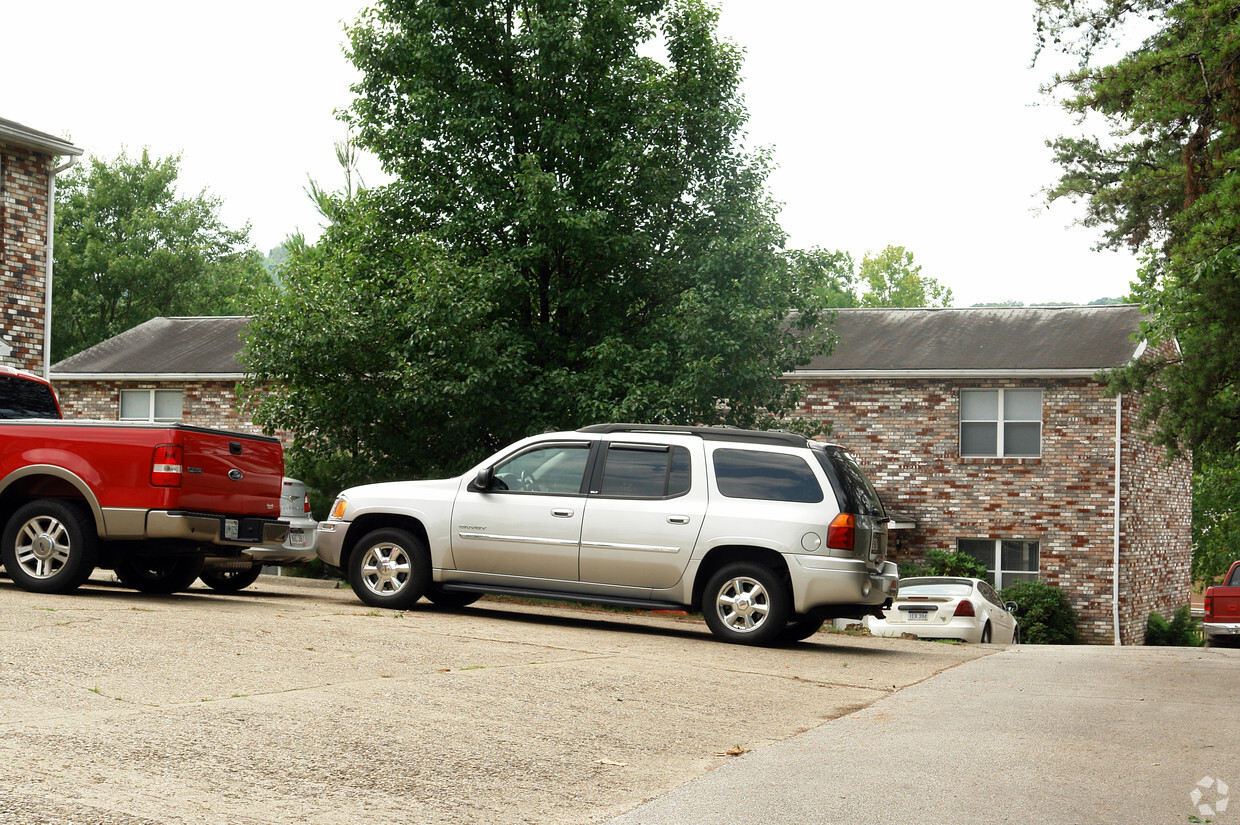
(960, 388, 1041, 458)
(120, 389, 183, 422)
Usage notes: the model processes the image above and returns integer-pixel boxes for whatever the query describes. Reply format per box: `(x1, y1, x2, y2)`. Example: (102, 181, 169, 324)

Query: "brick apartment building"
(788, 306, 1191, 645)
(0, 117, 82, 376)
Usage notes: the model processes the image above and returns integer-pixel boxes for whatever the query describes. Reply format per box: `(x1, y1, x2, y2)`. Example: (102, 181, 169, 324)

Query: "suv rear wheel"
(702, 562, 791, 646)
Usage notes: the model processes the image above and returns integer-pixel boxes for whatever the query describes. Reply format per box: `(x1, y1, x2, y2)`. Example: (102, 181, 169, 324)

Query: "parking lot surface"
(0, 574, 987, 824)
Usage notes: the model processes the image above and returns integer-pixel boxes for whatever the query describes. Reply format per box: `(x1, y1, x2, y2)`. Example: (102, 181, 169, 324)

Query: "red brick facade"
(0, 145, 52, 374)
(790, 368, 1191, 645)
(55, 378, 291, 448)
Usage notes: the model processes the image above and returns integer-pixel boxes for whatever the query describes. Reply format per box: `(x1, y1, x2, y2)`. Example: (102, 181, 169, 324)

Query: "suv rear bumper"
(788, 555, 898, 614)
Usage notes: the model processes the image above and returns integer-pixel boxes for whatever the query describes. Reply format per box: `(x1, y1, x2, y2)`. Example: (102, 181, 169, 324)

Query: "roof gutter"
(51, 373, 247, 382)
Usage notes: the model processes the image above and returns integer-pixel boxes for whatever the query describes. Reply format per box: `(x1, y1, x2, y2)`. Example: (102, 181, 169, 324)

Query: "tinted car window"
(816, 446, 884, 517)
(713, 449, 823, 503)
(598, 444, 690, 498)
(0, 375, 59, 419)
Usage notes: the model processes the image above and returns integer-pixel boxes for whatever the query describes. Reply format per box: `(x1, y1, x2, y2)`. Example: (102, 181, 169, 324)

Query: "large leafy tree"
(857, 245, 953, 308)
(1036, 0, 1240, 457)
(52, 150, 268, 361)
(245, 0, 831, 481)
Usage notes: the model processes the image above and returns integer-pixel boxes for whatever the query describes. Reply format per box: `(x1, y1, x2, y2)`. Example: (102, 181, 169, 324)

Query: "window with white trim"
(960, 388, 1042, 457)
(957, 538, 1040, 588)
(120, 389, 183, 422)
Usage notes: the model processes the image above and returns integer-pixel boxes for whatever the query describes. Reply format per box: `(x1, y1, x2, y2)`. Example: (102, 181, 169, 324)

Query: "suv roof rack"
(578, 423, 812, 449)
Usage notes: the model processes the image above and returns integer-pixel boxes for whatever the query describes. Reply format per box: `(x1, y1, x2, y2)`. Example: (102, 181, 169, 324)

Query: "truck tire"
(113, 553, 206, 594)
(199, 564, 263, 592)
(1, 499, 99, 594)
(702, 561, 792, 646)
(348, 527, 431, 610)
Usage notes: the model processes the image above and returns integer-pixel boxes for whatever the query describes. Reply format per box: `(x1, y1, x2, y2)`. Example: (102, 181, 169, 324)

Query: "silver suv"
(317, 424, 896, 645)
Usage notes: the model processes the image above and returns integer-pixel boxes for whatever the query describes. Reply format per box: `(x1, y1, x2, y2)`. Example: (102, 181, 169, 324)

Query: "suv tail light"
(827, 513, 856, 551)
(954, 599, 976, 617)
(151, 444, 183, 487)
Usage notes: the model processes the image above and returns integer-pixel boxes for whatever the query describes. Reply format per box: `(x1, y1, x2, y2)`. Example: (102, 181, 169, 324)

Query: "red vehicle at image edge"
(1203, 559, 1240, 648)
(0, 365, 288, 594)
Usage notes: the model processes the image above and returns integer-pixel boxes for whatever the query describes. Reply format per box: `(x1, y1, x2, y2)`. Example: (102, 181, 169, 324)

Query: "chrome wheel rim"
(359, 542, 412, 596)
(714, 576, 771, 633)
(14, 516, 73, 580)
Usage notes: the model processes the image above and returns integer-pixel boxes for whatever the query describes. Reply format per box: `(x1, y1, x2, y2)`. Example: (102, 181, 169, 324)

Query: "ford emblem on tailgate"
(228, 469, 244, 481)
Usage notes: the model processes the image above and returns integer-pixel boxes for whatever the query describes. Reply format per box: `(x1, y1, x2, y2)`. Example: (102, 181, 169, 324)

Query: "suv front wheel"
(349, 527, 431, 610)
(702, 562, 791, 646)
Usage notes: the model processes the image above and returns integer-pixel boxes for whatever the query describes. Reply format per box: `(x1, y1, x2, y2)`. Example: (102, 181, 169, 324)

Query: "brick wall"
(0, 145, 51, 374)
(790, 374, 1191, 645)
(54, 379, 292, 448)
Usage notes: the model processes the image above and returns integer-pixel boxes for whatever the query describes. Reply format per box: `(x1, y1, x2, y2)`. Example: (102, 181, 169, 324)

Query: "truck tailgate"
(176, 427, 284, 517)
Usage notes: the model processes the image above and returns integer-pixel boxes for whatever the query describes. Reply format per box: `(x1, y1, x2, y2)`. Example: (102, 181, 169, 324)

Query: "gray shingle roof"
(51, 317, 250, 377)
(0, 116, 82, 156)
(797, 305, 1146, 374)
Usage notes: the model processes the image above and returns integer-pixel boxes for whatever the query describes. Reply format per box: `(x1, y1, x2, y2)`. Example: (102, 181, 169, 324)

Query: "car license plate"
(908, 611, 929, 622)
(225, 519, 239, 540)
(289, 528, 306, 548)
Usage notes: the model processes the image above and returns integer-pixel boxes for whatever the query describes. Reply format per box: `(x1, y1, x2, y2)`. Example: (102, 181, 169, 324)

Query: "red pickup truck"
(1203, 559, 1240, 648)
(0, 365, 287, 594)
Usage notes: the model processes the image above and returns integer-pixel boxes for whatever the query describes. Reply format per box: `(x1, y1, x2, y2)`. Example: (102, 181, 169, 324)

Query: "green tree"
(787, 247, 859, 307)
(1192, 451, 1240, 588)
(244, 0, 831, 480)
(857, 245, 953, 308)
(1035, 0, 1240, 459)
(52, 150, 269, 361)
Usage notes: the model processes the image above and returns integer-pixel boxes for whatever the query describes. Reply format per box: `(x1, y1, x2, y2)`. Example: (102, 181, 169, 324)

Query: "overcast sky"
(6, 1, 1139, 307)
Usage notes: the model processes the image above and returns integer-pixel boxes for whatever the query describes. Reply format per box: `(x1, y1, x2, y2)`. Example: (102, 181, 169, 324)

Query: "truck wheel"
(199, 565, 263, 592)
(349, 528, 431, 610)
(702, 562, 791, 646)
(1, 499, 99, 594)
(113, 554, 206, 594)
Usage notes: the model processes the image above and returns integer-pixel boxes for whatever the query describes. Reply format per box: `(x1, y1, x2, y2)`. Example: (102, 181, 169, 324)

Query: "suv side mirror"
(474, 466, 494, 491)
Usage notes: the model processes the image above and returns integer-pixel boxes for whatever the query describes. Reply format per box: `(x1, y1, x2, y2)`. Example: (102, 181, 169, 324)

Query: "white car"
(865, 576, 1019, 644)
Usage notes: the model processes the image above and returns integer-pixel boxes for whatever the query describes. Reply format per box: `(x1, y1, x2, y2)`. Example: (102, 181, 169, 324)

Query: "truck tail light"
(151, 444, 183, 487)
(827, 513, 856, 551)
(954, 599, 976, 617)
(1204, 593, 1214, 620)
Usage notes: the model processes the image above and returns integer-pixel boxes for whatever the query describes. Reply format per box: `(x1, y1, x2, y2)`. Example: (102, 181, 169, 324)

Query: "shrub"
(1145, 606, 1204, 647)
(899, 548, 989, 579)
(1001, 581, 1079, 644)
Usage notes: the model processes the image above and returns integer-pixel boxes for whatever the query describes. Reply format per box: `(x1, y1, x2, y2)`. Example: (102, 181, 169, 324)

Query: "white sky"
(6, 0, 1138, 307)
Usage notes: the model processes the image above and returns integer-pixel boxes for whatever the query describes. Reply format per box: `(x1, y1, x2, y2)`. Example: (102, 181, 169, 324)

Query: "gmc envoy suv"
(317, 424, 896, 645)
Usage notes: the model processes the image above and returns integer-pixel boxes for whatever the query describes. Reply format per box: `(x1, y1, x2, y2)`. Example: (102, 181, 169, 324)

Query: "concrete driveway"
(608, 643, 1240, 825)
(0, 573, 987, 825)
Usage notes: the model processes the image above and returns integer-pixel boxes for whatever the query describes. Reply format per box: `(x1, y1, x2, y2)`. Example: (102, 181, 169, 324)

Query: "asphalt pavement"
(606, 643, 1240, 825)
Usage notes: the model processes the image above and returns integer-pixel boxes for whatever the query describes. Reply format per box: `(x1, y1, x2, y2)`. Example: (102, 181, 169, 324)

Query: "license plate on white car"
(908, 611, 929, 622)
(289, 528, 306, 548)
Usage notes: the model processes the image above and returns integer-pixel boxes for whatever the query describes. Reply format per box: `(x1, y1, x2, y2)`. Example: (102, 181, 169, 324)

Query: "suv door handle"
(551, 508, 575, 518)
(667, 515, 690, 525)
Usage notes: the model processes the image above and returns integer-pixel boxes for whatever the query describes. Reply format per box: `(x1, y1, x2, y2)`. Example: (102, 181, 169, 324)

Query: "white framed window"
(960, 388, 1042, 457)
(120, 389, 183, 422)
(958, 538, 1040, 589)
